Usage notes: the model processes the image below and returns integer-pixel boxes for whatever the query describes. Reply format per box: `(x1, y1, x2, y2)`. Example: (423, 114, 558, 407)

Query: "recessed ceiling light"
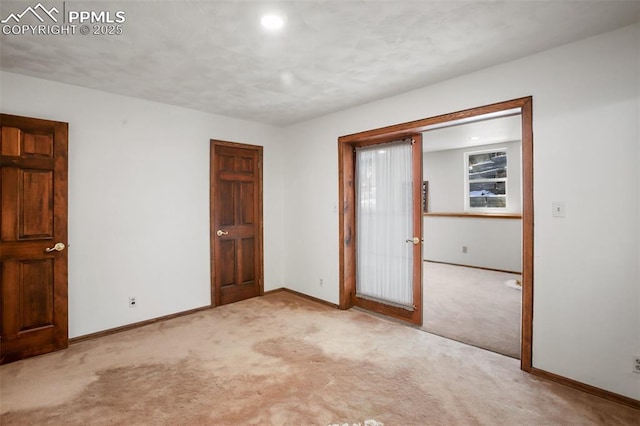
(261, 14, 284, 30)
(470, 136, 481, 141)
(280, 71, 294, 86)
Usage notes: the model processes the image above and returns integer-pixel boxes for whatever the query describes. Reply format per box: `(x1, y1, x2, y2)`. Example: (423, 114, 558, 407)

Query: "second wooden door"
(210, 141, 263, 306)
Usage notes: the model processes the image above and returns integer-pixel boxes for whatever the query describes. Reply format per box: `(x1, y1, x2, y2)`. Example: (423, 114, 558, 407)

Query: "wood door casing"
(338, 97, 534, 371)
(0, 114, 69, 364)
(210, 140, 263, 306)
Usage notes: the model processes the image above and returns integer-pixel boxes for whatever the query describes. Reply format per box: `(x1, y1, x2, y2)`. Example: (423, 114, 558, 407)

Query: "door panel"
(240, 183, 254, 224)
(0, 114, 68, 364)
(21, 170, 54, 238)
(210, 141, 263, 306)
(241, 237, 255, 283)
(23, 133, 54, 157)
(20, 259, 55, 330)
(219, 181, 235, 226)
(219, 240, 236, 287)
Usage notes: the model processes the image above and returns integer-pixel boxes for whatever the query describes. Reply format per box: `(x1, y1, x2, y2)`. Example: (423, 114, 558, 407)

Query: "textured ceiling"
(1, 1, 639, 126)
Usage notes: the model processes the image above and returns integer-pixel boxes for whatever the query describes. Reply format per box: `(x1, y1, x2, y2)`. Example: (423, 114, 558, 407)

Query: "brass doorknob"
(45, 242, 66, 252)
(405, 237, 420, 245)
(216, 230, 229, 237)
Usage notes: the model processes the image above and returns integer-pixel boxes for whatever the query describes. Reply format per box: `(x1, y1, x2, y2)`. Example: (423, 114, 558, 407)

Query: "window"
(465, 149, 507, 209)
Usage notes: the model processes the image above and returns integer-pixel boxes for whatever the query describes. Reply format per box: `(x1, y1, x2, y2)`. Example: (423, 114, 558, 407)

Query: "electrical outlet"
(634, 356, 640, 374)
(462, 246, 468, 254)
(129, 297, 137, 308)
(319, 278, 324, 288)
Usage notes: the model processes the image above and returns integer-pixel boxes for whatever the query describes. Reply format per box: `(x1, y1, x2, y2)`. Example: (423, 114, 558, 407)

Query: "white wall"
(0, 72, 285, 338)
(423, 141, 522, 271)
(281, 24, 640, 399)
(424, 217, 522, 272)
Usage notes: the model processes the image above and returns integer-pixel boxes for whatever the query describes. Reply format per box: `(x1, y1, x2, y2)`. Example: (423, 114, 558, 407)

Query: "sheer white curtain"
(355, 139, 413, 307)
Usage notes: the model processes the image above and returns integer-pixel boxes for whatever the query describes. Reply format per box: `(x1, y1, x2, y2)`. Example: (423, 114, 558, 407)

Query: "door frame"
(338, 97, 534, 371)
(209, 139, 264, 307)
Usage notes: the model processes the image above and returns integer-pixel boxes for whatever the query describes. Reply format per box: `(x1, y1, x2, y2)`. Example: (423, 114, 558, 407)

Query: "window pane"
(470, 196, 506, 208)
(469, 181, 506, 196)
(468, 152, 507, 180)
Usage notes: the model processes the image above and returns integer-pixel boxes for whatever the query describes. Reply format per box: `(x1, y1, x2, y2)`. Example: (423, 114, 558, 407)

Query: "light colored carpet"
(423, 261, 522, 358)
(1, 292, 637, 425)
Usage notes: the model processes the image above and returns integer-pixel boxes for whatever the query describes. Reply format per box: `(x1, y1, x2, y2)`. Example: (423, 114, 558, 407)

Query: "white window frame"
(464, 148, 508, 211)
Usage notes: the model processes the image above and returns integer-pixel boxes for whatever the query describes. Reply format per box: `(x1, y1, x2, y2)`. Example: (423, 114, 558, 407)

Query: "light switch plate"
(552, 202, 565, 218)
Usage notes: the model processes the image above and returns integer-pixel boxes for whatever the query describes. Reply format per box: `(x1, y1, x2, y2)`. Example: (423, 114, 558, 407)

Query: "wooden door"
(352, 135, 423, 325)
(210, 140, 263, 306)
(0, 114, 69, 364)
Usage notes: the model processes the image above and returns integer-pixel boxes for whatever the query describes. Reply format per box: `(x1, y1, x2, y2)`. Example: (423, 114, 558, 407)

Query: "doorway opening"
(421, 113, 523, 359)
(338, 97, 533, 371)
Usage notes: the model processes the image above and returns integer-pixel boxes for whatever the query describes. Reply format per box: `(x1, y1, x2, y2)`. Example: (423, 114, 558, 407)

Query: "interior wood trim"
(69, 305, 212, 344)
(520, 98, 534, 372)
(424, 260, 521, 275)
(411, 134, 424, 325)
(338, 140, 356, 310)
(354, 296, 417, 322)
(265, 288, 340, 309)
(339, 96, 535, 370)
(424, 212, 522, 219)
(530, 367, 640, 410)
(339, 97, 532, 144)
